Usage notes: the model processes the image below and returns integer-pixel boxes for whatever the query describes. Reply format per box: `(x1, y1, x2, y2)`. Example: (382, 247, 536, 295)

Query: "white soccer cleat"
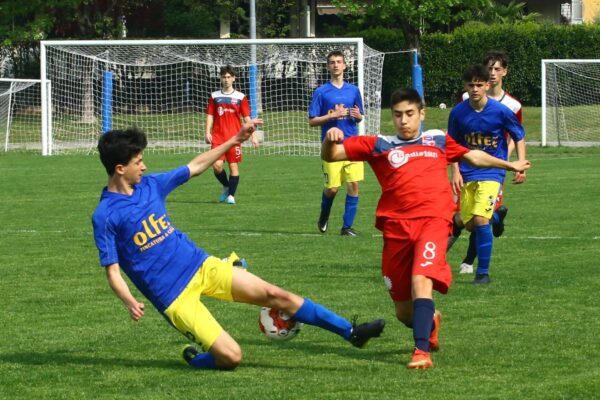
(459, 263, 473, 274)
(226, 195, 236, 205)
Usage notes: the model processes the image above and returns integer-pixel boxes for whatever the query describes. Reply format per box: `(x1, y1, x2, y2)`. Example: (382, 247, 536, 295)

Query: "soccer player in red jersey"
(205, 65, 259, 204)
(321, 88, 530, 369)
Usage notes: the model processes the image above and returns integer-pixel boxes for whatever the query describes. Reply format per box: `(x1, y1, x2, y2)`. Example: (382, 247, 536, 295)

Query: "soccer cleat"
(317, 213, 328, 233)
(218, 187, 229, 203)
(459, 263, 474, 274)
(492, 205, 508, 237)
(340, 227, 358, 236)
(182, 345, 199, 365)
(473, 274, 491, 284)
(407, 348, 433, 369)
(429, 310, 442, 352)
(226, 195, 236, 205)
(349, 318, 385, 348)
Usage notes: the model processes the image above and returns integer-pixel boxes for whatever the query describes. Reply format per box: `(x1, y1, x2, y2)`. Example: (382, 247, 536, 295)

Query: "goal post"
(0, 78, 48, 153)
(542, 59, 600, 146)
(40, 38, 385, 155)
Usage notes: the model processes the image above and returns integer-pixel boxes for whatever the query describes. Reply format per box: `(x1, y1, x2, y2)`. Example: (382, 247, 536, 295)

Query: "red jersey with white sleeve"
(343, 129, 469, 230)
(206, 90, 250, 145)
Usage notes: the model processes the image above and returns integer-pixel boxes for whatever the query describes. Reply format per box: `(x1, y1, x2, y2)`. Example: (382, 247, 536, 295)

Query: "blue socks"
(413, 298, 435, 352)
(342, 194, 359, 229)
(228, 175, 239, 196)
(188, 351, 219, 369)
(293, 298, 352, 340)
(475, 224, 493, 275)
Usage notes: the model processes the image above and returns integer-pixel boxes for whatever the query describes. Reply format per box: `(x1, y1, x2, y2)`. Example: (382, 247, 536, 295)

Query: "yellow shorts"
(322, 160, 364, 189)
(459, 181, 502, 224)
(163, 256, 234, 351)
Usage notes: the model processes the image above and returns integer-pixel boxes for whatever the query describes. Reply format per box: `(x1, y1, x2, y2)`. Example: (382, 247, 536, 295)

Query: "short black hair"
(326, 50, 346, 63)
(220, 65, 236, 77)
(97, 127, 147, 176)
(463, 64, 489, 83)
(390, 88, 425, 110)
(483, 50, 508, 69)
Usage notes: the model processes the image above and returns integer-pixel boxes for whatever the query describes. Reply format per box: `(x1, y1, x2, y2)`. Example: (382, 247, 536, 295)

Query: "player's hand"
(204, 132, 212, 144)
(251, 134, 260, 148)
(512, 170, 527, 184)
(128, 301, 145, 321)
(350, 105, 362, 121)
(330, 108, 344, 120)
(451, 172, 464, 196)
(236, 120, 259, 143)
(325, 127, 345, 143)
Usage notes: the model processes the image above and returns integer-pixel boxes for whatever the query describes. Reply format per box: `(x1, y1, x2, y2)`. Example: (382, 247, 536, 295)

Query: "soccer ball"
(439, 103, 447, 109)
(258, 307, 302, 341)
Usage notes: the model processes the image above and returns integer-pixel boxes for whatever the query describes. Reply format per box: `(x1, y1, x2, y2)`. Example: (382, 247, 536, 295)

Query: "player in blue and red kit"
(321, 88, 530, 369)
(205, 65, 258, 205)
(92, 122, 384, 371)
(309, 50, 364, 236)
(447, 64, 527, 284)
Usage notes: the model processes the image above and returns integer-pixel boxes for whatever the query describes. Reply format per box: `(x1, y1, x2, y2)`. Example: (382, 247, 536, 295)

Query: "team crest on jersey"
(217, 106, 224, 116)
(388, 149, 408, 168)
(422, 135, 436, 147)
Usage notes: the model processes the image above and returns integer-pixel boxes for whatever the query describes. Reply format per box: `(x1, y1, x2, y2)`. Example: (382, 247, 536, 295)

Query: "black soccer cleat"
(318, 212, 329, 233)
(492, 205, 508, 238)
(341, 227, 358, 236)
(349, 318, 385, 348)
(182, 345, 199, 365)
(473, 274, 491, 285)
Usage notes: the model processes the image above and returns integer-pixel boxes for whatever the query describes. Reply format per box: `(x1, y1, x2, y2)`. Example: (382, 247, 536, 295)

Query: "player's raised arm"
(188, 120, 260, 177)
(105, 263, 145, 321)
(321, 127, 348, 162)
(460, 149, 531, 172)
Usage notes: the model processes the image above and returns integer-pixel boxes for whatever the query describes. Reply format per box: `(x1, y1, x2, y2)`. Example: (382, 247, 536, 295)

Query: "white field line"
(2, 229, 596, 240)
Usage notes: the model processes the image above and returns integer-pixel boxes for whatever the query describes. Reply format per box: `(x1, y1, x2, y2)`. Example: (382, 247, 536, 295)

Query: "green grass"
(1, 145, 599, 399)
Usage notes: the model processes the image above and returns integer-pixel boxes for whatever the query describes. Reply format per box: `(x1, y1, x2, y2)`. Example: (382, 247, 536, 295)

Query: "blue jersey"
(448, 98, 525, 183)
(308, 81, 364, 142)
(92, 166, 209, 312)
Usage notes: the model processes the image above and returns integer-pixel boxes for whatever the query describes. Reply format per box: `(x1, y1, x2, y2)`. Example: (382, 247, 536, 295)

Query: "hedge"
(352, 22, 600, 106)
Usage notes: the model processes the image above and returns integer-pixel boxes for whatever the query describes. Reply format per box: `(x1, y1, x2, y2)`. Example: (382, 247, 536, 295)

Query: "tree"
(332, 0, 490, 48)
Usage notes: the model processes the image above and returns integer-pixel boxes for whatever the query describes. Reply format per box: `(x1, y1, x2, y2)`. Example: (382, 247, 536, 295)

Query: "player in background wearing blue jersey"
(92, 122, 385, 371)
(309, 50, 364, 236)
(455, 51, 523, 275)
(447, 64, 527, 284)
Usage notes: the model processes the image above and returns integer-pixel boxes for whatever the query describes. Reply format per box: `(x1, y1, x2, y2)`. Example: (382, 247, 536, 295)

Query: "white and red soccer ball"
(259, 307, 302, 341)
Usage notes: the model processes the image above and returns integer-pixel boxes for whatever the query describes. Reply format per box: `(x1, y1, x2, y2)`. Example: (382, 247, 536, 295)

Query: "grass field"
(1, 140, 599, 398)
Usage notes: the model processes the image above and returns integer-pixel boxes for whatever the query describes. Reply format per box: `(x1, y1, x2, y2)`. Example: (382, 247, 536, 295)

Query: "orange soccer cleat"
(429, 310, 442, 351)
(407, 348, 433, 369)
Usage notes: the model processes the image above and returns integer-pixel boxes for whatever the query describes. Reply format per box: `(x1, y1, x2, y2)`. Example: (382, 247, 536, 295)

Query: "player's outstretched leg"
(318, 192, 334, 233)
(292, 298, 385, 348)
(407, 298, 435, 369)
(491, 205, 508, 237)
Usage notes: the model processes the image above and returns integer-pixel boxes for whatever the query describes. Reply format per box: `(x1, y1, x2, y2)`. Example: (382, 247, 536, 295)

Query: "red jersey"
(343, 129, 469, 230)
(206, 90, 250, 144)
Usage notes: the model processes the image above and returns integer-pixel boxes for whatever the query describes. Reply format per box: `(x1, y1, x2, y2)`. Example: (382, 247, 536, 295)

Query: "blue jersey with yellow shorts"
(448, 98, 526, 221)
(92, 166, 233, 349)
(309, 81, 365, 187)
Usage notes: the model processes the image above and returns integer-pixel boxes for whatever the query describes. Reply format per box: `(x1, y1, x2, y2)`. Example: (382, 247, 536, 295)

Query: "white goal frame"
(541, 59, 600, 146)
(0, 78, 50, 153)
(40, 38, 384, 156)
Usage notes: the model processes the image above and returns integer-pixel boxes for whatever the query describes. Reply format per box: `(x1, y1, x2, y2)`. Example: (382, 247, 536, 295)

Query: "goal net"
(0, 79, 44, 152)
(542, 60, 600, 146)
(41, 39, 385, 155)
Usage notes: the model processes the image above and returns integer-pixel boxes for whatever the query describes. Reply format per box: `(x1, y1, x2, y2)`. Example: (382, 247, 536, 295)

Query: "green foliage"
(421, 22, 600, 106)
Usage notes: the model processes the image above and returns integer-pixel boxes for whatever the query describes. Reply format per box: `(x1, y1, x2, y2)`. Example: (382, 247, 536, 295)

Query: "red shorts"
(211, 142, 242, 163)
(381, 218, 453, 302)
